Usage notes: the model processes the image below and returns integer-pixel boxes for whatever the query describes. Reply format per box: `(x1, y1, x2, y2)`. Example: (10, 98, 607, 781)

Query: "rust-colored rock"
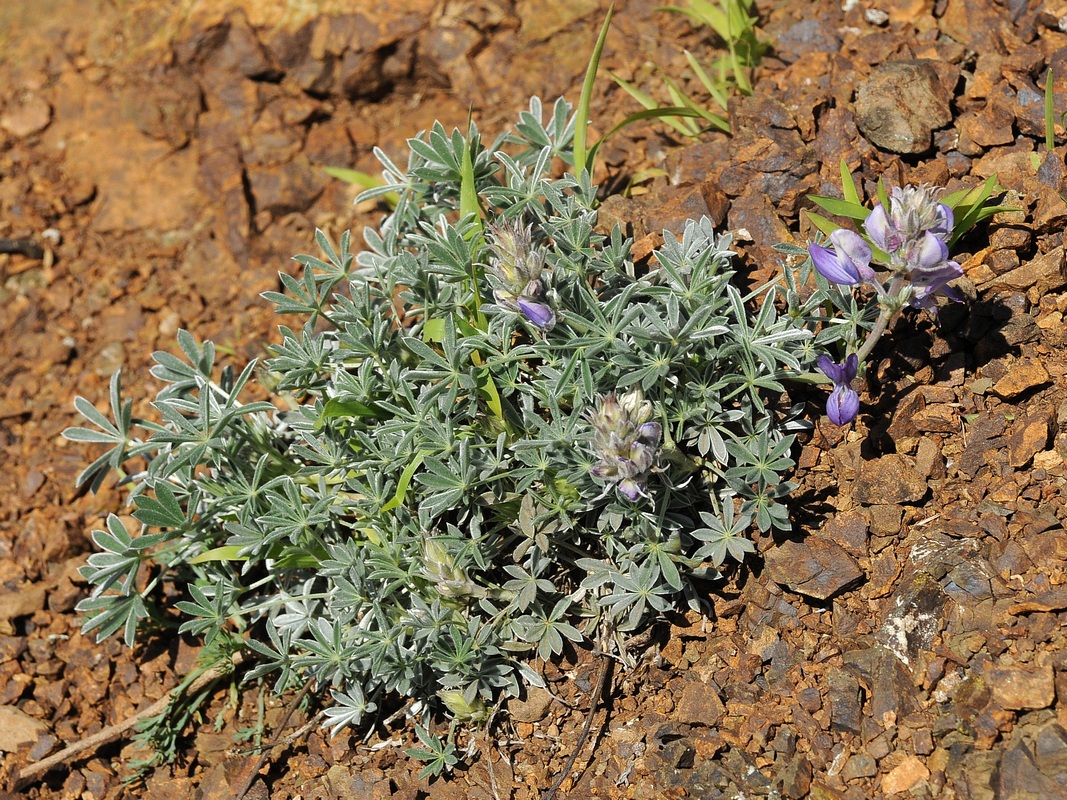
(0, 704, 48, 752)
(674, 679, 727, 727)
(1008, 411, 1052, 467)
(986, 662, 1055, 710)
(855, 61, 954, 154)
(881, 754, 930, 794)
(854, 454, 928, 504)
(0, 94, 52, 137)
(992, 360, 1051, 399)
(764, 537, 864, 600)
(508, 686, 554, 723)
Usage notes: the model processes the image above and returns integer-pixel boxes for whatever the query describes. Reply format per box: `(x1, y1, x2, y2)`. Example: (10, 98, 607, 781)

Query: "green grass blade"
(807, 194, 870, 221)
(459, 118, 482, 226)
(839, 159, 861, 205)
(190, 546, 246, 565)
(610, 73, 703, 137)
(459, 116, 487, 326)
(323, 166, 376, 185)
(574, 3, 615, 176)
(588, 106, 712, 165)
(325, 167, 400, 207)
(876, 179, 890, 211)
(677, 0, 729, 39)
(948, 176, 1014, 245)
(683, 50, 730, 112)
(382, 451, 429, 513)
(805, 210, 839, 238)
(660, 75, 703, 135)
(670, 86, 730, 131)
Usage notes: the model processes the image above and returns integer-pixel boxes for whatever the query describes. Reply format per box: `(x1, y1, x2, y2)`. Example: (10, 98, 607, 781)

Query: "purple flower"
(809, 229, 875, 286)
(859, 186, 963, 311)
(908, 260, 963, 311)
(516, 296, 556, 330)
(929, 201, 954, 241)
(817, 353, 860, 426)
(911, 231, 949, 271)
(864, 186, 954, 265)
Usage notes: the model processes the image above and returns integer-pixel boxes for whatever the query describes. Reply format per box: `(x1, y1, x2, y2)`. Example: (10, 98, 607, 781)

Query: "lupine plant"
(64, 98, 1000, 773)
(63, 96, 823, 771)
(803, 164, 1010, 424)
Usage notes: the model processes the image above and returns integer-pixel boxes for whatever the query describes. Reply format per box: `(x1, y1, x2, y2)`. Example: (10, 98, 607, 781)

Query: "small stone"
(841, 752, 877, 781)
(674, 679, 726, 727)
(855, 61, 953, 154)
(0, 704, 48, 752)
(915, 438, 946, 480)
(821, 511, 869, 557)
(867, 550, 902, 599)
(978, 246, 1067, 296)
(0, 95, 52, 137)
(868, 505, 903, 537)
(778, 754, 813, 799)
(1033, 449, 1063, 472)
(866, 8, 889, 25)
(957, 101, 1014, 148)
(912, 404, 959, 433)
(943, 561, 992, 601)
(854, 454, 928, 504)
(508, 686, 554, 723)
(827, 668, 863, 735)
(881, 754, 930, 794)
(774, 19, 842, 62)
(992, 360, 1051, 399)
(1008, 412, 1052, 467)
(986, 662, 1055, 710)
(765, 537, 864, 600)
(1033, 721, 1067, 775)
(995, 737, 1066, 799)
(0, 584, 47, 622)
(913, 727, 934, 756)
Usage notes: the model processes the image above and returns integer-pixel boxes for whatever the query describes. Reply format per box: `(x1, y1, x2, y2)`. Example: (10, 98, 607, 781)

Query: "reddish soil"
(3, 1, 1067, 798)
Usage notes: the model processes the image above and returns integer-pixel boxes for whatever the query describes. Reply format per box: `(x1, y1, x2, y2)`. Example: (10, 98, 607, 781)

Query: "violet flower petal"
(637, 421, 662, 445)
(932, 203, 954, 240)
(816, 353, 858, 385)
(826, 385, 860, 426)
(516, 297, 556, 330)
(816, 354, 842, 382)
(841, 353, 859, 381)
(913, 231, 949, 271)
(908, 260, 963, 310)
(830, 229, 872, 269)
(864, 204, 891, 250)
(809, 242, 860, 285)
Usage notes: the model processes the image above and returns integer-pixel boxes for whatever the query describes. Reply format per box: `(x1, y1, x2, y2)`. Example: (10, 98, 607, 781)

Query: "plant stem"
(855, 273, 906, 364)
(13, 652, 243, 790)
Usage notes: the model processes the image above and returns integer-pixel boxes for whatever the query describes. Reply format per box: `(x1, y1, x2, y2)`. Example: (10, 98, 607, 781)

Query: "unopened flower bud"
(587, 389, 661, 500)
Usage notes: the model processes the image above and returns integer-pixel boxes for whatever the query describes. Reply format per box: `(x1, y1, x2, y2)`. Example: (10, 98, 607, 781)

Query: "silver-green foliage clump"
(65, 96, 819, 766)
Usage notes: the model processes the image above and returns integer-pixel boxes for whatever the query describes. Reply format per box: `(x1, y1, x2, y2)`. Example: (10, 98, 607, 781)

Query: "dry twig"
(541, 652, 613, 800)
(232, 679, 316, 800)
(12, 652, 243, 792)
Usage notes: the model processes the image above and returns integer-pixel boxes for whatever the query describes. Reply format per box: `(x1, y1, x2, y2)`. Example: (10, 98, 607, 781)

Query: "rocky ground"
(2, 0, 1067, 798)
